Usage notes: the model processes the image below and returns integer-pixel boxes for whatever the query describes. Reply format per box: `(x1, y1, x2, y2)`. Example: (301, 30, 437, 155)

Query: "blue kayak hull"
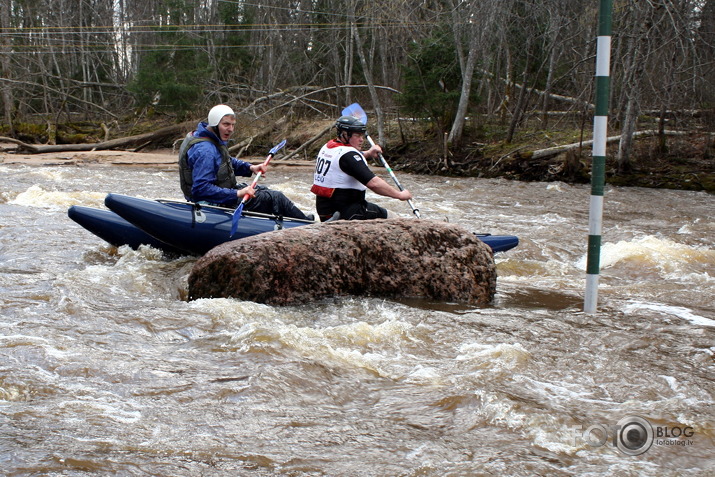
(67, 205, 183, 254)
(475, 233, 519, 253)
(69, 193, 518, 255)
(105, 194, 307, 256)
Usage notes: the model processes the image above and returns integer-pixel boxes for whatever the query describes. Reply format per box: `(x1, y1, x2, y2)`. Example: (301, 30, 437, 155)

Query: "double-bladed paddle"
(229, 139, 287, 238)
(341, 103, 421, 219)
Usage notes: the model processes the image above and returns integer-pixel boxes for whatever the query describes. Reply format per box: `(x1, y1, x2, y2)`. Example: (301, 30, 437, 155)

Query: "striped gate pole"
(584, 0, 613, 313)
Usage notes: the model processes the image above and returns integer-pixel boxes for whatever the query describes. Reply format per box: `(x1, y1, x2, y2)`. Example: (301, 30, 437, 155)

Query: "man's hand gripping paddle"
(230, 139, 287, 238)
(341, 103, 420, 218)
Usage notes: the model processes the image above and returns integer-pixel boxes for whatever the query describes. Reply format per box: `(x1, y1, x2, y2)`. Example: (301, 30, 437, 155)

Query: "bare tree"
(446, 0, 483, 146)
(614, 0, 710, 172)
(615, 2, 651, 173)
(0, 0, 13, 134)
(350, 1, 384, 142)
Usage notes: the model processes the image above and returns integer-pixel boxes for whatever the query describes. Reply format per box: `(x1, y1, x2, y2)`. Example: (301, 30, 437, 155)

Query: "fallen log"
(520, 130, 695, 160)
(0, 121, 193, 154)
(0, 115, 287, 156)
(280, 123, 333, 162)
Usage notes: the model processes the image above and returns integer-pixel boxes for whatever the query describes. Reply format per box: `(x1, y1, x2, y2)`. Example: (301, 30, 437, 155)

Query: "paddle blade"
(230, 202, 244, 238)
(341, 103, 367, 125)
(269, 138, 287, 155)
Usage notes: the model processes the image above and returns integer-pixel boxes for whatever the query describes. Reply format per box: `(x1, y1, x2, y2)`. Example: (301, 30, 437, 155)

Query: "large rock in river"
(188, 218, 496, 305)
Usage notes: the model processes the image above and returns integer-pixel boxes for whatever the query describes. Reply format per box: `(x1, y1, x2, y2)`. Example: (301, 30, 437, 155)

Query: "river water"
(1, 162, 713, 476)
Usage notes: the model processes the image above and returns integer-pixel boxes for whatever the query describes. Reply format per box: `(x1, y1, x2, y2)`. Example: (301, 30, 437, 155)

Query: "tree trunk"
(617, 95, 638, 173)
(0, 0, 13, 135)
(506, 54, 532, 144)
(342, 12, 354, 108)
(540, 13, 563, 130)
(350, 7, 384, 144)
(616, 2, 651, 174)
(448, 23, 479, 146)
(500, 47, 512, 125)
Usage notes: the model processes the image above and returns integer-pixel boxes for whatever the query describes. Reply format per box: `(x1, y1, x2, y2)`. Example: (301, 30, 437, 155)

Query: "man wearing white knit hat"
(179, 104, 313, 220)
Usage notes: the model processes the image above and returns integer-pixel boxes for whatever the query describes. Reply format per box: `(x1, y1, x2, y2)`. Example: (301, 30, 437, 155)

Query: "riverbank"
(388, 131, 715, 193)
(2, 124, 713, 193)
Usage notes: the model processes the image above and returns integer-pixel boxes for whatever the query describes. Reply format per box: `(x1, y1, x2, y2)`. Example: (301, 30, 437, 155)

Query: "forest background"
(1, 0, 713, 192)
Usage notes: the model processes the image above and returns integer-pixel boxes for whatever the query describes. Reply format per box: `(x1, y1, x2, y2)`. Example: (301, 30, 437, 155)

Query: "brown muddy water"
(0, 162, 713, 476)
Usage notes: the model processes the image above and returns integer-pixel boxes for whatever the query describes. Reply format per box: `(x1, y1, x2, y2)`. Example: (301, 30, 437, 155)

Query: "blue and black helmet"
(335, 115, 367, 135)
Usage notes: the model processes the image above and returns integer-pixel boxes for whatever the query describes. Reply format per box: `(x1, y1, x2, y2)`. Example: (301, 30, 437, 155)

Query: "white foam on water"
(515, 375, 603, 403)
(0, 335, 73, 365)
(273, 319, 417, 379)
(471, 389, 530, 431)
(623, 301, 715, 328)
(57, 398, 142, 424)
(659, 375, 681, 393)
(456, 342, 530, 371)
(267, 179, 315, 212)
(190, 295, 417, 367)
(0, 334, 50, 346)
(404, 364, 442, 385)
(35, 168, 80, 182)
(191, 296, 423, 379)
(471, 375, 660, 457)
(677, 223, 694, 234)
(188, 297, 279, 328)
(56, 245, 195, 310)
(528, 413, 588, 455)
(497, 257, 576, 280)
(10, 184, 106, 209)
(576, 235, 714, 274)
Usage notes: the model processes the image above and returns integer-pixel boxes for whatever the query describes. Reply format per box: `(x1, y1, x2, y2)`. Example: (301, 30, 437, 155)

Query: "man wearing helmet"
(179, 104, 313, 220)
(311, 115, 412, 221)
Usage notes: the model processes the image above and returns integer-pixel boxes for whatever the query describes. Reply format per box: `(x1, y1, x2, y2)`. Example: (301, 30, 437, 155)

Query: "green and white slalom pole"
(584, 0, 613, 313)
